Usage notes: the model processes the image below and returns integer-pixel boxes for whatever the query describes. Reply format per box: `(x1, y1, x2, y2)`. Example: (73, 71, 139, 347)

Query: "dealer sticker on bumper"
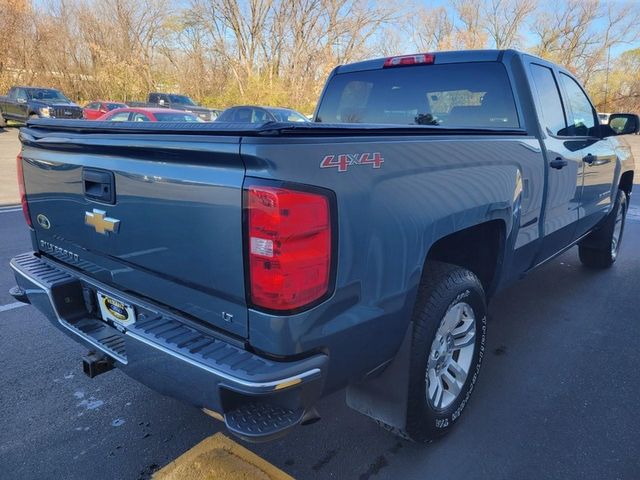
(97, 291, 136, 326)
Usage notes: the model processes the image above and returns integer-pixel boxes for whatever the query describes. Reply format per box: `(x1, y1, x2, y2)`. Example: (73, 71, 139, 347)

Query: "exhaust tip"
(300, 407, 321, 426)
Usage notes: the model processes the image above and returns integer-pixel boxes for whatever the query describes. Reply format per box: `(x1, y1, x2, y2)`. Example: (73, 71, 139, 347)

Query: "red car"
(83, 101, 127, 120)
(98, 107, 203, 122)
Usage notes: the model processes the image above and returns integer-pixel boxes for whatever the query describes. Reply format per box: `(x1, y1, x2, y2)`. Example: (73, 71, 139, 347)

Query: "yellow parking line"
(154, 432, 294, 480)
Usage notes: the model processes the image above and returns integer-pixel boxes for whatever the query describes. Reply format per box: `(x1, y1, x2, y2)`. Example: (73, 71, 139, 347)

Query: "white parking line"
(0, 302, 28, 313)
(0, 208, 22, 214)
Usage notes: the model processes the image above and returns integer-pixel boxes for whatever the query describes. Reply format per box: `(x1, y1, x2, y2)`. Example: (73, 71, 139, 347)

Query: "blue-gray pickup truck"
(9, 50, 640, 443)
(0, 86, 83, 124)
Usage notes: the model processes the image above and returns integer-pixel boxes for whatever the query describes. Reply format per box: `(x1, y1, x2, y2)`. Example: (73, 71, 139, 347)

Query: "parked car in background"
(130, 93, 220, 121)
(0, 86, 83, 125)
(83, 101, 127, 120)
(216, 105, 309, 123)
(98, 107, 203, 122)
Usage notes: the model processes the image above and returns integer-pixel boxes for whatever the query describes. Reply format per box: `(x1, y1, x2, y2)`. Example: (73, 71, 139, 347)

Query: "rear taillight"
(16, 153, 32, 228)
(383, 53, 435, 68)
(246, 183, 332, 311)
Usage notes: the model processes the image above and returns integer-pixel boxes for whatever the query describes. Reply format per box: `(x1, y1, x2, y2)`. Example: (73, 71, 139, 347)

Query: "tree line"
(1, 0, 639, 114)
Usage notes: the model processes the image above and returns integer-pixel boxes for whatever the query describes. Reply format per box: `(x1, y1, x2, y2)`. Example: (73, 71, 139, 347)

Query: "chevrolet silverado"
(9, 50, 639, 443)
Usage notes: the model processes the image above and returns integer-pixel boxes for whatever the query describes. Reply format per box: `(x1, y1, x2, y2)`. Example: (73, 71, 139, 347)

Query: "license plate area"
(97, 291, 136, 326)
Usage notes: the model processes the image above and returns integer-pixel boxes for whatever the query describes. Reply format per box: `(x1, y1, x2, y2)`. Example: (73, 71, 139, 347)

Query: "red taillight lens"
(246, 184, 332, 311)
(383, 53, 435, 68)
(16, 153, 32, 227)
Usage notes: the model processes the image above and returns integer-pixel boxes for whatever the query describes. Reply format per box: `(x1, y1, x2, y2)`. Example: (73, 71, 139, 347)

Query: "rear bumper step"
(10, 252, 328, 441)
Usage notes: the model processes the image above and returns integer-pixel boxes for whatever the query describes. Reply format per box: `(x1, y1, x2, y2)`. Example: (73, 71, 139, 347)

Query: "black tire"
(0, 111, 6, 128)
(404, 261, 487, 442)
(578, 189, 627, 269)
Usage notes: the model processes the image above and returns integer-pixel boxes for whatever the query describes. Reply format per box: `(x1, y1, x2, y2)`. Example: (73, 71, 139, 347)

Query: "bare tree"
(531, 0, 640, 85)
(409, 6, 455, 52)
(452, 0, 488, 49)
(484, 0, 536, 49)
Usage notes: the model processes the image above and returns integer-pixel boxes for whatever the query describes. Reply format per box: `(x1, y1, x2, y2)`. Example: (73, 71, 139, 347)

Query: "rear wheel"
(404, 261, 487, 442)
(579, 189, 627, 269)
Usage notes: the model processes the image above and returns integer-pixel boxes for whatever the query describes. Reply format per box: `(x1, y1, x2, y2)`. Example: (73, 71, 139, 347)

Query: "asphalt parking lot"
(2, 126, 640, 479)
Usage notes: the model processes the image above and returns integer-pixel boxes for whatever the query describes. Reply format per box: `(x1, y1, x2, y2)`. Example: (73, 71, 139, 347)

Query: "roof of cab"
(335, 49, 526, 74)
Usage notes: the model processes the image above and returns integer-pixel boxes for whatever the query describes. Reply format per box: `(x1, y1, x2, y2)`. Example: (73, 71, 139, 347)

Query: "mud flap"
(346, 322, 412, 434)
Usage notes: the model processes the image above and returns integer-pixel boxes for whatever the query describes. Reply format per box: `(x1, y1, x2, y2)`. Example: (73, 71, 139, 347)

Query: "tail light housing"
(245, 182, 333, 312)
(16, 153, 32, 228)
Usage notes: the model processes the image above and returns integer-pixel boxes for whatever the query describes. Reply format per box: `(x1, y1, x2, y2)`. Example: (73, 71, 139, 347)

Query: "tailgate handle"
(83, 168, 115, 204)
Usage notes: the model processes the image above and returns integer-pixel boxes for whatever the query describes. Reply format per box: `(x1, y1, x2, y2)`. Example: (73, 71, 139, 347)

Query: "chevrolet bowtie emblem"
(85, 209, 120, 235)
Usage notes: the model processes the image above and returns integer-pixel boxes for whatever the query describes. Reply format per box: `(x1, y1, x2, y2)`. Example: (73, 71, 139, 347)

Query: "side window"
(16, 89, 28, 102)
(87, 103, 99, 110)
(559, 73, 597, 137)
(252, 109, 269, 123)
(234, 108, 252, 122)
(132, 113, 150, 122)
(8, 88, 16, 99)
(108, 112, 131, 122)
(149, 93, 158, 103)
(529, 64, 567, 136)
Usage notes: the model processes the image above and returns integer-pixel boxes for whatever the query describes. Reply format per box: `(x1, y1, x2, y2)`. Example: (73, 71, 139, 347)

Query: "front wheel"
(404, 261, 487, 442)
(579, 189, 627, 269)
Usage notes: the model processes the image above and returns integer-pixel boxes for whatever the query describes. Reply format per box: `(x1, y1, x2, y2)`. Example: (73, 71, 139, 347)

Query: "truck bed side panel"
(241, 135, 545, 388)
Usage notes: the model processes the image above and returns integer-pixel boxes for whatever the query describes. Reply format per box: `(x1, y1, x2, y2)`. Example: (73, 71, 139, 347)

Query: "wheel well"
(619, 170, 633, 198)
(425, 220, 505, 295)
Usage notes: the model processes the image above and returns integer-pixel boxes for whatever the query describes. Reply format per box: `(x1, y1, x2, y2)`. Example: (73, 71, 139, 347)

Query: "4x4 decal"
(320, 152, 384, 172)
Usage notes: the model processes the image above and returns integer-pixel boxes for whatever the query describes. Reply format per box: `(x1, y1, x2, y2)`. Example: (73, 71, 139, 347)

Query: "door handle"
(550, 157, 568, 170)
(83, 168, 116, 204)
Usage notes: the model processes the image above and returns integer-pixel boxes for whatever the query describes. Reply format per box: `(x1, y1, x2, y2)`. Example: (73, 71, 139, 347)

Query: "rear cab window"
(316, 62, 519, 128)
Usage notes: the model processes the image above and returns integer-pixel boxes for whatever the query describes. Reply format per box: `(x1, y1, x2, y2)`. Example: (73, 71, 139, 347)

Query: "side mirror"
(605, 113, 640, 136)
(158, 99, 165, 106)
(17, 98, 27, 104)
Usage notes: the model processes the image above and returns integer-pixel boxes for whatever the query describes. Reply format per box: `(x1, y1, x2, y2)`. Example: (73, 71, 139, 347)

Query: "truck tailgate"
(20, 129, 248, 338)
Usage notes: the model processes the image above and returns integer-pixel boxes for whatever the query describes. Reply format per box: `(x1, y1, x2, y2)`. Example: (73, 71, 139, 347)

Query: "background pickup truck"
(9, 50, 639, 443)
(0, 86, 83, 125)
(128, 92, 221, 121)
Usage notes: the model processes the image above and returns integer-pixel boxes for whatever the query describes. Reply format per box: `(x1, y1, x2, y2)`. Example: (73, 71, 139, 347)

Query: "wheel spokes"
(446, 359, 468, 385)
(441, 369, 462, 398)
(440, 303, 463, 334)
(428, 371, 445, 408)
(451, 317, 476, 348)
